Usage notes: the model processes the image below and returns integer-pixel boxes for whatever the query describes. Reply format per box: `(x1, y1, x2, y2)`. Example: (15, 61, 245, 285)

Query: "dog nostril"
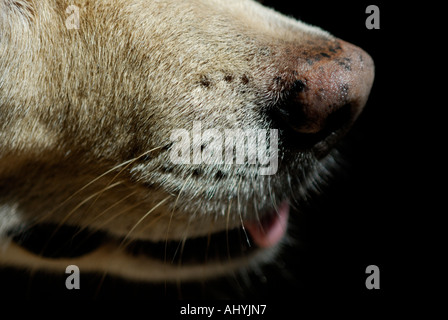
(272, 101, 355, 153)
(276, 85, 354, 133)
(275, 89, 357, 151)
(292, 79, 306, 92)
(325, 103, 353, 132)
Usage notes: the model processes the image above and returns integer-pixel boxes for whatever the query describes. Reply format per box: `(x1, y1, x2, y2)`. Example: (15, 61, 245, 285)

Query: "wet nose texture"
(270, 39, 374, 155)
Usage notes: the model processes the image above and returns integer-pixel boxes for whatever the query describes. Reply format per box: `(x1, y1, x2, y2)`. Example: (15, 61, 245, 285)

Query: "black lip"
(10, 224, 104, 259)
(9, 224, 257, 265)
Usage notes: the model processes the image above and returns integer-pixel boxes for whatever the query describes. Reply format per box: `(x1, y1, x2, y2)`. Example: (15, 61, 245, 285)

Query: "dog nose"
(272, 39, 374, 152)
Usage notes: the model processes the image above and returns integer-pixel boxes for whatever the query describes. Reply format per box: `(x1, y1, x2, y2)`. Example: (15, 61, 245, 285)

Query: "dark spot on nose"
(338, 57, 352, 71)
(292, 79, 306, 92)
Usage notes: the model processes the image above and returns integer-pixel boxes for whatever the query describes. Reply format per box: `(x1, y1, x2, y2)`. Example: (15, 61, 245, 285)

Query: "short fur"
(0, 0, 374, 282)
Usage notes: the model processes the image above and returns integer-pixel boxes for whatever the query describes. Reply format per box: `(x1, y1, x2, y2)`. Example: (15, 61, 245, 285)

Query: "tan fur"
(0, 0, 374, 281)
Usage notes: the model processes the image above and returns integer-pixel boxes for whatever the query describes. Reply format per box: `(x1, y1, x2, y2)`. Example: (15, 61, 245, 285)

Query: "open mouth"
(9, 202, 290, 278)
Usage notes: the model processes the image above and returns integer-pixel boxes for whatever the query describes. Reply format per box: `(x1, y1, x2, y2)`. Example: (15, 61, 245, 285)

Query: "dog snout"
(269, 39, 375, 153)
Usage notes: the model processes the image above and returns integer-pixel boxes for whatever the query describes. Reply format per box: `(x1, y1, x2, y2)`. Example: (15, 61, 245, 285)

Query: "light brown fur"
(0, 0, 374, 281)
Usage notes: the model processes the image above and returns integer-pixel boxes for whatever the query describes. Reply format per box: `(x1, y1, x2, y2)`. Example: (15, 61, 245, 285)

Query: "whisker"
(120, 196, 170, 248)
(174, 219, 193, 301)
(164, 173, 192, 265)
(249, 174, 264, 233)
(133, 204, 176, 236)
(74, 190, 140, 237)
(94, 272, 108, 299)
(225, 198, 232, 261)
(55, 181, 123, 228)
(286, 167, 299, 206)
(253, 195, 264, 233)
(237, 176, 251, 247)
(174, 219, 191, 264)
(40, 181, 124, 255)
(29, 146, 164, 228)
(88, 196, 150, 233)
(95, 196, 165, 293)
(268, 177, 278, 210)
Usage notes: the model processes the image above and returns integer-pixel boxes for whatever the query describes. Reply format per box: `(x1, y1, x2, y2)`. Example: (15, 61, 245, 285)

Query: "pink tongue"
(244, 202, 289, 248)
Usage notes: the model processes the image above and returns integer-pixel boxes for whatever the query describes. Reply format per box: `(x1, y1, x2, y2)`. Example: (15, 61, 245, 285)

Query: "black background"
(0, 0, 433, 309)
